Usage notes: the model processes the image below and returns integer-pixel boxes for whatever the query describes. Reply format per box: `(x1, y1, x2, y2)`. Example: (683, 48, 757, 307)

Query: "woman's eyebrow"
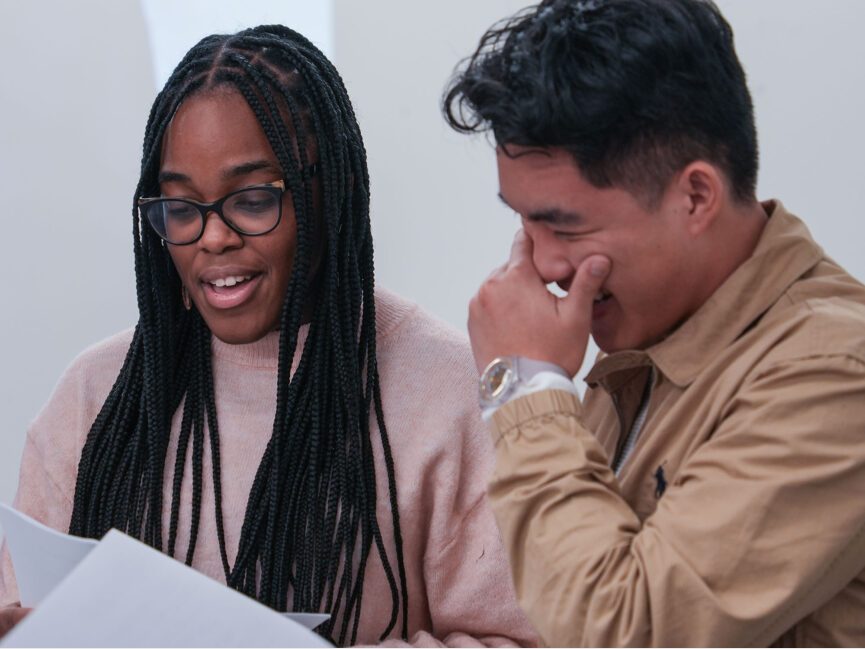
(157, 170, 190, 184)
(157, 161, 281, 185)
(222, 160, 281, 179)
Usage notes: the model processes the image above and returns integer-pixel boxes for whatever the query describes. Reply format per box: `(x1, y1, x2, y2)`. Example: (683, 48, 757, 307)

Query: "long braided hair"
(68, 25, 408, 645)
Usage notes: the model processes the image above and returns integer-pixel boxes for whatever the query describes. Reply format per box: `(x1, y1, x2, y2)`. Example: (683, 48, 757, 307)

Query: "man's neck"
(691, 199, 769, 316)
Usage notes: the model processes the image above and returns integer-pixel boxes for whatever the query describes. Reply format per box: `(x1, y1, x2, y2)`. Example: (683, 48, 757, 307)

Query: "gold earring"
(182, 285, 192, 311)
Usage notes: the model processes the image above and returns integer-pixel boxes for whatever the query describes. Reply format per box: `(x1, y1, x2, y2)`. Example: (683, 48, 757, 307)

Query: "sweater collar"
(207, 286, 414, 370)
(210, 326, 309, 370)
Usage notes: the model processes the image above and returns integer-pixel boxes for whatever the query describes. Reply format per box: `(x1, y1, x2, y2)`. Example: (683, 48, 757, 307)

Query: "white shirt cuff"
(481, 370, 579, 422)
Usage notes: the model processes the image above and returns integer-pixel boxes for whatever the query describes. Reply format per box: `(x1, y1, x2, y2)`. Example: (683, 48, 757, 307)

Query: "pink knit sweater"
(0, 288, 536, 647)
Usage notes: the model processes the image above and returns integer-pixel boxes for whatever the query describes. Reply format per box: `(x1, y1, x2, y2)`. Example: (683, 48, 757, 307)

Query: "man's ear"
(673, 161, 725, 237)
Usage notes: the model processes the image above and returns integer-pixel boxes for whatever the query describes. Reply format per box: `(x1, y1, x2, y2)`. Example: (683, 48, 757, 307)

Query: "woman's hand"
(0, 603, 30, 639)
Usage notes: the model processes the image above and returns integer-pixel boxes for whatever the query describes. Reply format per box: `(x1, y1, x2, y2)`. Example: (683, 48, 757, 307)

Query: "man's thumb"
(565, 255, 611, 311)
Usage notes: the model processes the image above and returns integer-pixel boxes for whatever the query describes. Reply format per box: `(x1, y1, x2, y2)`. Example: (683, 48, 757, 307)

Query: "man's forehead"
(497, 144, 575, 168)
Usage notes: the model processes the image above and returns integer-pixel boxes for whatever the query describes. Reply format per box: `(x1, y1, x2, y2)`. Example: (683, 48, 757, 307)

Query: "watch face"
(488, 363, 513, 398)
(480, 357, 516, 403)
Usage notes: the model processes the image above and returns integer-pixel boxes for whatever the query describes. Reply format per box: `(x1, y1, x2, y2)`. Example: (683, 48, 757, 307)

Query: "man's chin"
(593, 331, 663, 355)
(595, 341, 623, 354)
(590, 326, 621, 354)
(592, 332, 645, 355)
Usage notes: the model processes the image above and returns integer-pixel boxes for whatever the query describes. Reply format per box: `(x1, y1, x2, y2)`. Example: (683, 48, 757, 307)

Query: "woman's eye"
(236, 200, 267, 212)
(233, 194, 278, 214)
(166, 203, 198, 220)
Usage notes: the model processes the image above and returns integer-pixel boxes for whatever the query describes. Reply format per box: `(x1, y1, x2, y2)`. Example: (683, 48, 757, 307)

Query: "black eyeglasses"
(138, 180, 286, 245)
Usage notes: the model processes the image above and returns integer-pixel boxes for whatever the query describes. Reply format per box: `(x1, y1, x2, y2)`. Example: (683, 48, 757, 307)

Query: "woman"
(0, 25, 534, 647)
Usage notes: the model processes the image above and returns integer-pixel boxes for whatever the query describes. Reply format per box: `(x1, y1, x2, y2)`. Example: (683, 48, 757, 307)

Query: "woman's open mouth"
(200, 273, 263, 310)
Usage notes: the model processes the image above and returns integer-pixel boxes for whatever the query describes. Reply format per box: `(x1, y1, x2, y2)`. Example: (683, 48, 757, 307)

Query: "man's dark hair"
(68, 25, 407, 646)
(444, 0, 759, 204)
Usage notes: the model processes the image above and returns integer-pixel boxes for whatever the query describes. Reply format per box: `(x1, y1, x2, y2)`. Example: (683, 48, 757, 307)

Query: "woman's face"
(159, 89, 298, 344)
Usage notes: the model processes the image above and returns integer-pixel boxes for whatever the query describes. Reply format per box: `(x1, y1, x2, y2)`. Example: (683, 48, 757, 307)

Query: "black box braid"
(69, 24, 408, 646)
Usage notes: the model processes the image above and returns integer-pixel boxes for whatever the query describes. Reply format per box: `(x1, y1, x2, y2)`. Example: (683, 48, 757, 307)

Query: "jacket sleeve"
(487, 354, 865, 647)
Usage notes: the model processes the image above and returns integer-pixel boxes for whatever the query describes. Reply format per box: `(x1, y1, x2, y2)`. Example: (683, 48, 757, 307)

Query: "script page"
(0, 525, 331, 647)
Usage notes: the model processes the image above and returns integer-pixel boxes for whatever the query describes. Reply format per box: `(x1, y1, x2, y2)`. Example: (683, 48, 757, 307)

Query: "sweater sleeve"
(364, 294, 539, 647)
(0, 334, 127, 608)
(402, 493, 538, 648)
(0, 428, 79, 607)
(381, 389, 539, 648)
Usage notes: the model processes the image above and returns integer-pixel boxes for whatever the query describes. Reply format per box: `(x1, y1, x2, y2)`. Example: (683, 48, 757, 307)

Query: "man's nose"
(530, 231, 575, 286)
(198, 211, 243, 253)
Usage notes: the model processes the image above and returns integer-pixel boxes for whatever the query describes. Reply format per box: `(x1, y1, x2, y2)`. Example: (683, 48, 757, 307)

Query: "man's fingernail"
(590, 259, 610, 277)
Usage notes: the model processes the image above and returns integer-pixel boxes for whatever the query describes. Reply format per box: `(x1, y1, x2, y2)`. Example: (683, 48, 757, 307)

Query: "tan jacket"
(489, 202, 865, 647)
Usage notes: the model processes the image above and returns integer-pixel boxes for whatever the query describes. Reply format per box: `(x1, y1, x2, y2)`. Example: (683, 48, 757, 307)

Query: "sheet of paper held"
(0, 503, 97, 606)
(1, 528, 332, 648)
(0, 506, 331, 646)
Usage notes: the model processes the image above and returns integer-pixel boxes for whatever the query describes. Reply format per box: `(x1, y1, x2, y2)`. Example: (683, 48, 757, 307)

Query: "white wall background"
(2, 0, 864, 504)
(0, 0, 151, 505)
(0, 0, 333, 505)
(140, 0, 333, 87)
(719, 0, 865, 273)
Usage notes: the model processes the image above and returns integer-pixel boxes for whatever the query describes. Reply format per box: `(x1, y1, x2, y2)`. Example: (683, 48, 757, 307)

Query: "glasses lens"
(144, 200, 202, 244)
(223, 188, 281, 234)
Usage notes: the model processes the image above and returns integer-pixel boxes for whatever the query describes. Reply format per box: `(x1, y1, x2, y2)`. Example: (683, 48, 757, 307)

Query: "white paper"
(1, 529, 331, 647)
(0, 503, 97, 607)
(283, 612, 331, 630)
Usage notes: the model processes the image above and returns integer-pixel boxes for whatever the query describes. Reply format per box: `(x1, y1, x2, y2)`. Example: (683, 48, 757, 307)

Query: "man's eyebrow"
(158, 160, 281, 185)
(525, 208, 585, 226)
(497, 193, 585, 226)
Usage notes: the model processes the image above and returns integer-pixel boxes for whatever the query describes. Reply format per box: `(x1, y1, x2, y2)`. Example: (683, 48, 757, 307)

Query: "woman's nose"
(198, 211, 243, 253)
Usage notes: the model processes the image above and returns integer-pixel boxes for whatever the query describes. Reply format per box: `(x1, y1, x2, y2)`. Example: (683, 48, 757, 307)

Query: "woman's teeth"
(209, 275, 251, 288)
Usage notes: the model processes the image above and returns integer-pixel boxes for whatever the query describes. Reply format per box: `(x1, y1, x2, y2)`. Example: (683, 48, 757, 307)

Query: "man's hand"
(0, 603, 30, 640)
(468, 230, 611, 376)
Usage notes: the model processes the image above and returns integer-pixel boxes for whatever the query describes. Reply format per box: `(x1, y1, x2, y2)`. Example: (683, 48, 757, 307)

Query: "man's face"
(497, 145, 703, 353)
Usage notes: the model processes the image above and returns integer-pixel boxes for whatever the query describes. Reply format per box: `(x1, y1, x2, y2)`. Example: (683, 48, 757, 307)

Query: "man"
(443, 0, 865, 645)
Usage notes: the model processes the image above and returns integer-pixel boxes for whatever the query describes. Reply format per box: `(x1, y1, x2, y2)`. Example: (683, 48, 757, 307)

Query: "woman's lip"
(200, 274, 263, 310)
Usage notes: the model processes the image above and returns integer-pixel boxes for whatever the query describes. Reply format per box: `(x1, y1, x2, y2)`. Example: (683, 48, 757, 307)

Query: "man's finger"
(507, 229, 534, 269)
(562, 255, 611, 317)
(506, 229, 548, 289)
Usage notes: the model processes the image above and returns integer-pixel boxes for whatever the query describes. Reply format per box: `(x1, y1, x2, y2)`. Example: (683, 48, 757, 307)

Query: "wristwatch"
(478, 356, 568, 408)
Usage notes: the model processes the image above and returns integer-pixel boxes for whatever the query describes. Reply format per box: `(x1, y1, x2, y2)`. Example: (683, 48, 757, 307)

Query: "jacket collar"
(586, 201, 824, 390)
